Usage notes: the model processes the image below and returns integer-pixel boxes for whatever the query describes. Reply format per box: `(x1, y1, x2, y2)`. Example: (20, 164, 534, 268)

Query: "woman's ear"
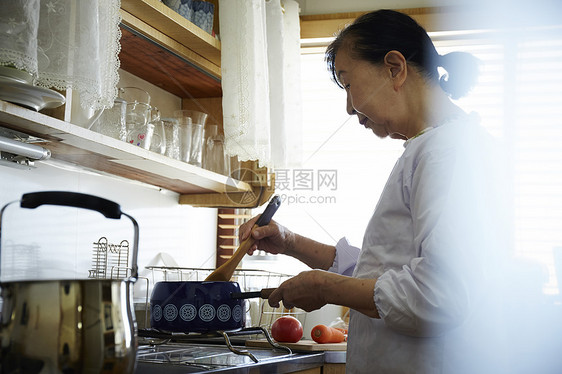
(384, 50, 407, 90)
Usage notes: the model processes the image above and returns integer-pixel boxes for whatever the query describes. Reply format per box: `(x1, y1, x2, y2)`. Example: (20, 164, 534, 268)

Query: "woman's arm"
(278, 232, 336, 270)
(240, 216, 374, 316)
(239, 216, 336, 270)
(267, 270, 380, 318)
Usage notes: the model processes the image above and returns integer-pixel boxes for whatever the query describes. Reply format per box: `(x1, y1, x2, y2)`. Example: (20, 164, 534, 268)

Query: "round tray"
(0, 76, 65, 111)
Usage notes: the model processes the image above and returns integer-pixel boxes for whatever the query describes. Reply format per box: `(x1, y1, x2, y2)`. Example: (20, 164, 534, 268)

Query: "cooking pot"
(150, 281, 274, 333)
(0, 191, 140, 374)
(150, 196, 281, 334)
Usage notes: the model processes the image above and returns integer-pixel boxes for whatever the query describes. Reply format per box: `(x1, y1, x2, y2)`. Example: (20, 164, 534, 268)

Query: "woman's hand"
(268, 270, 381, 318)
(268, 270, 332, 312)
(239, 215, 296, 256)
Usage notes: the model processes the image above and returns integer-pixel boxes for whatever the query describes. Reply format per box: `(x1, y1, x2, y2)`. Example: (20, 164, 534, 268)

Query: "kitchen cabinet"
(0, 0, 274, 208)
(322, 363, 345, 374)
(293, 368, 321, 374)
(119, 0, 221, 96)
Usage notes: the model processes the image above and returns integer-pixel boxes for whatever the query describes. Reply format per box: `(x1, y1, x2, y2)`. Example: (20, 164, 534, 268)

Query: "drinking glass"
(176, 114, 192, 163)
(125, 107, 160, 150)
(174, 110, 208, 166)
(118, 87, 151, 106)
(90, 98, 127, 140)
(148, 108, 166, 154)
(203, 125, 229, 175)
(126, 120, 154, 149)
(162, 118, 180, 160)
(119, 87, 152, 145)
(174, 110, 208, 127)
(189, 123, 204, 167)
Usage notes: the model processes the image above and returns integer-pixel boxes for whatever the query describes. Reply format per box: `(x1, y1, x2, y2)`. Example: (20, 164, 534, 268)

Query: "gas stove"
(135, 328, 324, 374)
(136, 342, 297, 373)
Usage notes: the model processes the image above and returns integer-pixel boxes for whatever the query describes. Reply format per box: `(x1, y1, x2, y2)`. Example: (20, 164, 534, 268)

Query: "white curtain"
(0, 0, 121, 110)
(219, 0, 302, 169)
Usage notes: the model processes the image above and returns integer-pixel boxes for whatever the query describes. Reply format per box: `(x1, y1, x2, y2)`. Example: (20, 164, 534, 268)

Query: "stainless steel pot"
(0, 191, 140, 374)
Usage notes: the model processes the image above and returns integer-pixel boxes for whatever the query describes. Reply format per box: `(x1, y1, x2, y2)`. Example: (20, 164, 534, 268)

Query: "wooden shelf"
(119, 0, 222, 98)
(0, 100, 252, 198)
(218, 213, 252, 219)
(121, 0, 220, 65)
(219, 235, 238, 239)
(0, 1, 275, 208)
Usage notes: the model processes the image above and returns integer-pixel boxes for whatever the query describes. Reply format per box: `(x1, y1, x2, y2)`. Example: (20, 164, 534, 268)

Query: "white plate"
(0, 77, 65, 111)
(0, 66, 34, 84)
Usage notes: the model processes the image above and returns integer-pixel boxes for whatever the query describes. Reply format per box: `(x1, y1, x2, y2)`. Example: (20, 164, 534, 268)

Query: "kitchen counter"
(135, 343, 329, 374)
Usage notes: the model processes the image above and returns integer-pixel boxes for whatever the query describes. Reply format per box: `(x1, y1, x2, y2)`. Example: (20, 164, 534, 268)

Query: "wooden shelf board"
(219, 235, 238, 239)
(121, 0, 220, 64)
(0, 100, 251, 196)
(119, 18, 222, 98)
(218, 213, 252, 219)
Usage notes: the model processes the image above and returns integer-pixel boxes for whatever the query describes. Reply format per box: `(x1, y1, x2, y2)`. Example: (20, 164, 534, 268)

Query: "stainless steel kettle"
(0, 192, 139, 374)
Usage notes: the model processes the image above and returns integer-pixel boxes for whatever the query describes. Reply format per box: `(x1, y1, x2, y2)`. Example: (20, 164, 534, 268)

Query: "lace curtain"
(219, 0, 302, 169)
(0, 0, 121, 110)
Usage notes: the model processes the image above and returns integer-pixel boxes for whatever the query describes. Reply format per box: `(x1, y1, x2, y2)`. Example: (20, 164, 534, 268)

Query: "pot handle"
(0, 191, 139, 281)
(231, 288, 276, 299)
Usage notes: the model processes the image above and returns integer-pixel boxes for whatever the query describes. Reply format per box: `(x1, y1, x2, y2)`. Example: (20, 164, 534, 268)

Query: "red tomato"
(270, 316, 303, 343)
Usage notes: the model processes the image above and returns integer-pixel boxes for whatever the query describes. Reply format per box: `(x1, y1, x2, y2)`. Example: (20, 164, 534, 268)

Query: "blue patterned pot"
(150, 281, 246, 333)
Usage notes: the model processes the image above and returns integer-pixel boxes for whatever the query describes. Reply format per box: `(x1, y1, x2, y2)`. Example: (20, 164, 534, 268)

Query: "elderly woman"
(241, 9, 506, 374)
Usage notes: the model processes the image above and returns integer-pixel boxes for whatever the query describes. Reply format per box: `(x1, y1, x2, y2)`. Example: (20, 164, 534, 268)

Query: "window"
(434, 27, 562, 294)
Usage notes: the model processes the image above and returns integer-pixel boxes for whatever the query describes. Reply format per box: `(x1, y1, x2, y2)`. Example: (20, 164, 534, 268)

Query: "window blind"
(434, 27, 562, 294)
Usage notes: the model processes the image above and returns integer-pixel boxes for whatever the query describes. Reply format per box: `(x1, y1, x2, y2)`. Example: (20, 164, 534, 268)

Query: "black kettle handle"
(1, 191, 139, 281)
(20, 191, 122, 219)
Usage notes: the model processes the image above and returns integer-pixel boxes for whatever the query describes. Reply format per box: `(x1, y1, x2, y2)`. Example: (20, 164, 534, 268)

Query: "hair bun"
(438, 52, 481, 99)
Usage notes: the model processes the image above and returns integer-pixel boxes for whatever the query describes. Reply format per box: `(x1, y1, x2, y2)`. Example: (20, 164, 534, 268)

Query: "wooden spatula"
(205, 195, 281, 282)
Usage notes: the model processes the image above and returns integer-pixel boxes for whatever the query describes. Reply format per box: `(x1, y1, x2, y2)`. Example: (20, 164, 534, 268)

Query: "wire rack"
(142, 266, 306, 333)
(88, 236, 131, 279)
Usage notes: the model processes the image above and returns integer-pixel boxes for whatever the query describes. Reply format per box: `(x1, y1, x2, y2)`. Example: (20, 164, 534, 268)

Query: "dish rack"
(141, 266, 306, 333)
(88, 236, 131, 279)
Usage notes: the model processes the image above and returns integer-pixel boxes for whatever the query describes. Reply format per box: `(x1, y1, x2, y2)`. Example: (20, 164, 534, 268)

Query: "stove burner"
(138, 326, 292, 363)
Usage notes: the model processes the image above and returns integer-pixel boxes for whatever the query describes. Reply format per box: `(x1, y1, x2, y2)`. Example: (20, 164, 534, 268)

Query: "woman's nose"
(346, 93, 356, 115)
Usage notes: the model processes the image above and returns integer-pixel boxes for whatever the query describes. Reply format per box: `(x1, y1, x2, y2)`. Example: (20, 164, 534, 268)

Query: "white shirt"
(329, 113, 508, 373)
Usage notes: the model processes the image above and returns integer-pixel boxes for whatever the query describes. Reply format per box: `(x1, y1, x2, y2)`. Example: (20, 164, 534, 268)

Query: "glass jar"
(203, 125, 229, 175)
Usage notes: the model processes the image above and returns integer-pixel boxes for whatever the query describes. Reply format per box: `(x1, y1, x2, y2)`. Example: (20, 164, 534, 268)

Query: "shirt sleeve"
(327, 237, 360, 276)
